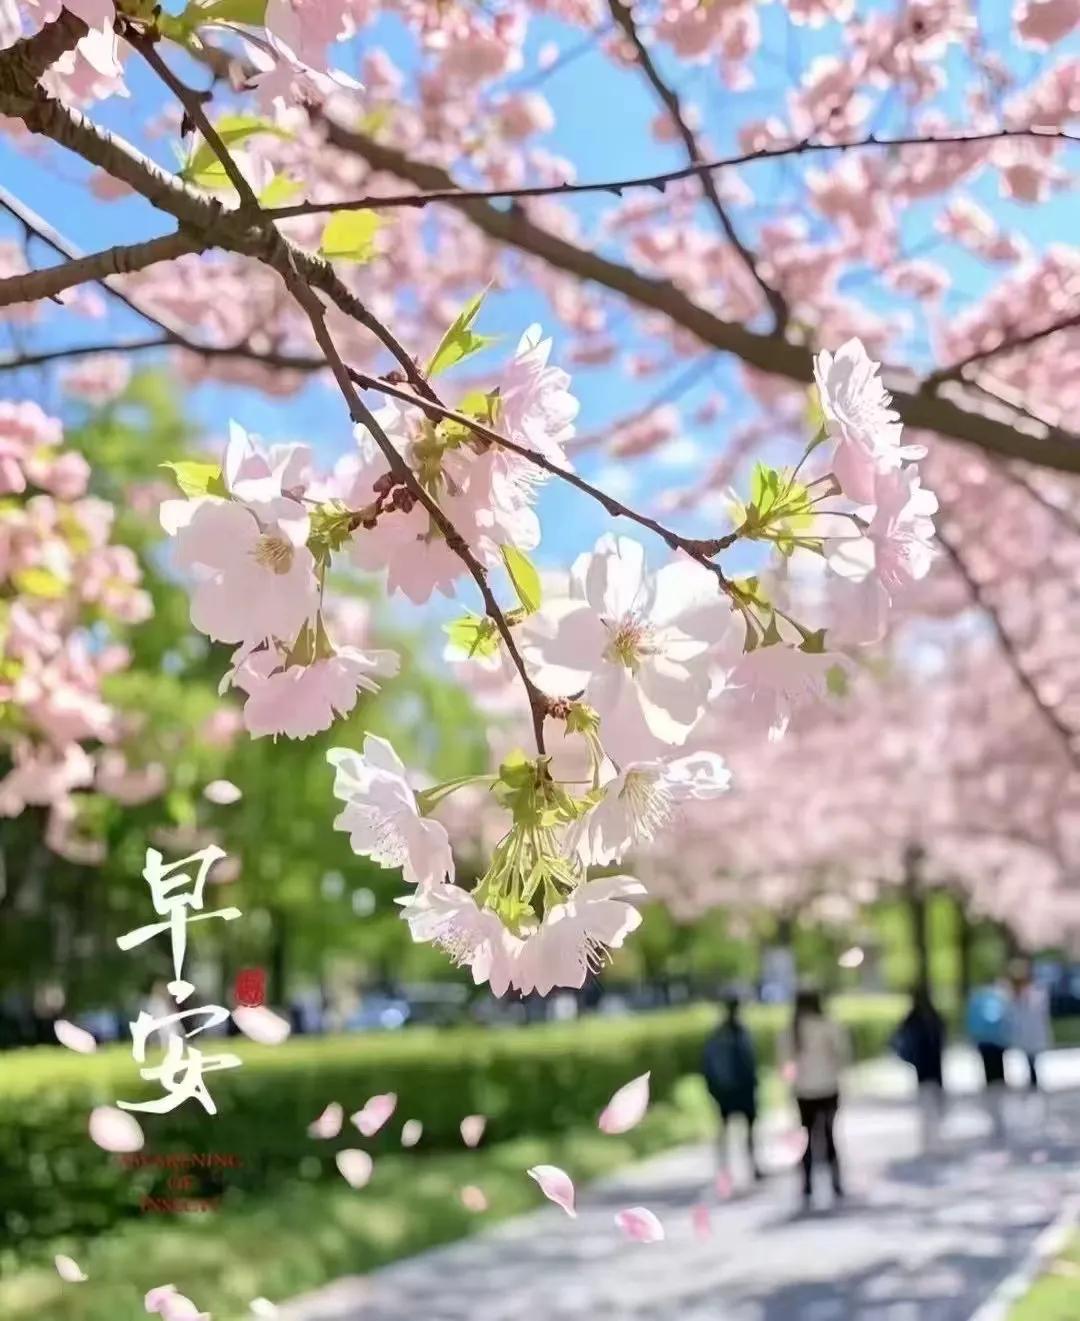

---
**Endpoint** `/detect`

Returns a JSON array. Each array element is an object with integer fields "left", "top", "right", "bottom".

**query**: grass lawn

[
  {"left": 1008, "top": 1232, "right": 1080, "bottom": 1321},
  {"left": 0, "top": 1074, "right": 746, "bottom": 1321}
]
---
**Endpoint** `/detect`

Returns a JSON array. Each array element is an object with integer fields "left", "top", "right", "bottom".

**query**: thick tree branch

[
  {"left": 606, "top": 0, "right": 786, "bottom": 328},
  {"left": 313, "top": 126, "right": 1080, "bottom": 477},
  {"left": 0, "top": 9, "right": 87, "bottom": 84},
  {"left": 0, "top": 232, "right": 197, "bottom": 308}
]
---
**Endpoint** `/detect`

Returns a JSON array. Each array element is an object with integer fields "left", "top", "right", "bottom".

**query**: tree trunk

[{"left": 904, "top": 844, "right": 931, "bottom": 998}]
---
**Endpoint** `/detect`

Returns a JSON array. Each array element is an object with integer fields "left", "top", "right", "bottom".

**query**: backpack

[{"left": 702, "top": 1026, "right": 754, "bottom": 1099}]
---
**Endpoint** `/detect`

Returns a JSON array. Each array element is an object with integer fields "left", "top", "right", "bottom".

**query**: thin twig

[
  {"left": 923, "top": 310, "right": 1080, "bottom": 388},
  {"left": 935, "top": 521, "right": 1078, "bottom": 764},
  {"left": 262, "top": 127, "right": 1079, "bottom": 220},
  {"left": 605, "top": 0, "right": 787, "bottom": 328}
]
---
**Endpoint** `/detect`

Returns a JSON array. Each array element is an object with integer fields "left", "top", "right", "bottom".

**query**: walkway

[{"left": 281, "top": 1049, "right": 1080, "bottom": 1321}]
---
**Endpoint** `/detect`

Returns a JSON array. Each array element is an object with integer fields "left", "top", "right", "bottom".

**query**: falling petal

[
  {"left": 598, "top": 1071, "right": 651, "bottom": 1134},
  {"left": 838, "top": 946, "right": 864, "bottom": 969},
  {"left": 351, "top": 1092, "right": 397, "bottom": 1137},
  {"left": 233, "top": 1005, "right": 290, "bottom": 1045},
  {"left": 459, "top": 1114, "right": 486, "bottom": 1148},
  {"left": 54, "top": 1019, "right": 97, "bottom": 1054},
  {"left": 89, "top": 1106, "right": 144, "bottom": 1153},
  {"left": 400, "top": 1119, "right": 423, "bottom": 1147},
  {"left": 527, "top": 1164, "right": 576, "bottom": 1217},
  {"left": 249, "top": 1300, "right": 278, "bottom": 1318},
  {"left": 691, "top": 1204, "right": 712, "bottom": 1239},
  {"left": 54, "top": 1254, "right": 87, "bottom": 1283},
  {"left": 460, "top": 1184, "right": 488, "bottom": 1212},
  {"left": 336, "top": 1148, "right": 374, "bottom": 1189},
  {"left": 715, "top": 1169, "right": 733, "bottom": 1199},
  {"left": 204, "top": 778, "right": 243, "bottom": 805},
  {"left": 615, "top": 1206, "right": 665, "bottom": 1243},
  {"left": 307, "top": 1102, "right": 343, "bottom": 1139},
  {"left": 145, "top": 1284, "right": 178, "bottom": 1313}
]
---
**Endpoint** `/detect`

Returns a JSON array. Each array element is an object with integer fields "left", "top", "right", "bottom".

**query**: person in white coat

[
  {"left": 779, "top": 989, "right": 851, "bottom": 1209},
  {"left": 1009, "top": 960, "right": 1052, "bottom": 1090}
]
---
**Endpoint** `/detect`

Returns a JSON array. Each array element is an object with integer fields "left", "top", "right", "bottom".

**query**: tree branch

[
  {"left": 261, "top": 127, "right": 1079, "bottom": 220},
  {"left": 0, "top": 9, "right": 87, "bottom": 84},
  {"left": 312, "top": 125, "right": 1080, "bottom": 477},
  {"left": 923, "top": 310, "right": 1080, "bottom": 388},
  {"left": 0, "top": 232, "right": 197, "bottom": 308},
  {"left": 935, "top": 521, "right": 1079, "bottom": 765},
  {"left": 606, "top": 0, "right": 787, "bottom": 328}
]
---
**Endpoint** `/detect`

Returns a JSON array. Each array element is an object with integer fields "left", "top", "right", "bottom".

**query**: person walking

[
  {"left": 1009, "top": 960, "right": 1052, "bottom": 1092},
  {"left": 893, "top": 988, "right": 947, "bottom": 1152},
  {"left": 702, "top": 995, "right": 762, "bottom": 1184},
  {"left": 779, "top": 989, "right": 850, "bottom": 1210},
  {"left": 966, "top": 979, "right": 1013, "bottom": 1139}
]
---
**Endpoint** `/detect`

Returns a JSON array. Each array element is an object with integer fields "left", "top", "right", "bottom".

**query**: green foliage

[
  {"left": 443, "top": 612, "right": 501, "bottom": 660},
  {"left": 319, "top": 210, "right": 383, "bottom": 263},
  {"left": 181, "top": 116, "right": 291, "bottom": 192},
  {"left": 427, "top": 289, "right": 498, "bottom": 377},
  {"left": 160, "top": 460, "right": 225, "bottom": 498},
  {"left": 175, "top": 0, "right": 268, "bottom": 32},
  {"left": 501, "top": 545, "right": 541, "bottom": 614},
  {"left": 0, "top": 999, "right": 902, "bottom": 1248}
]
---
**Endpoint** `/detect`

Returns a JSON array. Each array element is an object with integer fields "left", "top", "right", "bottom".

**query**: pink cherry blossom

[
  {"left": 335, "top": 1148, "right": 374, "bottom": 1189},
  {"left": 397, "top": 883, "right": 520, "bottom": 994},
  {"left": 460, "top": 1184, "right": 489, "bottom": 1212},
  {"left": 351, "top": 1092, "right": 397, "bottom": 1137},
  {"left": 522, "top": 535, "right": 734, "bottom": 765},
  {"left": 813, "top": 340, "right": 926, "bottom": 504},
  {"left": 400, "top": 1119, "right": 423, "bottom": 1147},
  {"left": 527, "top": 1164, "right": 576, "bottom": 1217},
  {"left": 54, "top": 1019, "right": 97, "bottom": 1053},
  {"left": 232, "top": 1005, "right": 291, "bottom": 1044},
  {"left": 172, "top": 497, "right": 318, "bottom": 647},
  {"left": 54, "top": 1253, "right": 88, "bottom": 1283},
  {"left": 307, "top": 1102, "right": 344, "bottom": 1139},
  {"left": 89, "top": 1106, "right": 144, "bottom": 1153},
  {"left": 614, "top": 1205, "right": 665, "bottom": 1242},
  {"left": 328, "top": 736, "right": 454, "bottom": 885},
  {"left": 598, "top": 1071, "right": 651, "bottom": 1134},
  {"left": 235, "top": 646, "right": 398, "bottom": 740},
  {"left": 460, "top": 1114, "right": 487, "bottom": 1147}
]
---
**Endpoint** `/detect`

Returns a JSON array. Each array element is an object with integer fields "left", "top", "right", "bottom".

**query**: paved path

[{"left": 281, "top": 1049, "right": 1080, "bottom": 1321}]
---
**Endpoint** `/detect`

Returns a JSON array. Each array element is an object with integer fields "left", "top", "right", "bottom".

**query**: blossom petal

[
  {"left": 400, "top": 1119, "right": 423, "bottom": 1147},
  {"left": 614, "top": 1205, "right": 665, "bottom": 1242},
  {"left": 89, "top": 1106, "right": 144, "bottom": 1153},
  {"left": 203, "top": 778, "right": 243, "bottom": 805},
  {"left": 460, "top": 1114, "right": 487, "bottom": 1147},
  {"left": 54, "top": 1254, "right": 88, "bottom": 1283},
  {"left": 460, "top": 1184, "right": 488, "bottom": 1212},
  {"left": 527, "top": 1164, "right": 576, "bottom": 1217},
  {"left": 249, "top": 1299, "right": 279, "bottom": 1317},
  {"left": 307, "top": 1102, "right": 343, "bottom": 1139},
  {"left": 233, "top": 1005, "right": 291, "bottom": 1045},
  {"left": 351, "top": 1092, "right": 397, "bottom": 1137},
  {"left": 335, "top": 1148, "right": 374, "bottom": 1189},
  {"left": 691, "top": 1203, "right": 712, "bottom": 1239},
  {"left": 598, "top": 1071, "right": 650, "bottom": 1134},
  {"left": 55, "top": 1019, "right": 97, "bottom": 1053}
]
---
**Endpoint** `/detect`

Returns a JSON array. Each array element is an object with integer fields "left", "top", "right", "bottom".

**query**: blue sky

[{"left": 1, "top": 2, "right": 1076, "bottom": 596}]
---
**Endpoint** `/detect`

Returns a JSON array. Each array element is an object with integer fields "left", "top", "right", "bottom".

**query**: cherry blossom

[
  {"left": 527, "top": 1164, "right": 576, "bottom": 1217},
  {"left": 522, "top": 536, "right": 734, "bottom": 765},
  {"left": 328, "top": 736, "right": 455, "bottom": 885},
  {"left": 598, "top": 1071, "right": 651, "bottom": 1134}
]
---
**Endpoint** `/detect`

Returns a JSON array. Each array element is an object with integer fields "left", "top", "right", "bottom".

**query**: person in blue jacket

[{"left": 966, "top": 980, "right": 1013, "bottom": 1139}]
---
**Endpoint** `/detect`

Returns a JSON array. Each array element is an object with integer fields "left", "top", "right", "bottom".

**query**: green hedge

[{"left": 0, "top": 996, "right": 903, "bottom": 1246}]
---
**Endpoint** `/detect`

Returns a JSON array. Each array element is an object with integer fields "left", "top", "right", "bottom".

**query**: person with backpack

[
  {"left": 779, "top": 988, "right": 851, "bottom": 1210},
  {"left": 892, "top": 988, "right": 947, "bottom": 1151},
  {"left": 701, "top": 995, "right": 762, "bottom": 1184}
]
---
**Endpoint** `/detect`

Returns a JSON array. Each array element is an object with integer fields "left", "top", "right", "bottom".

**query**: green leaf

[
  {"left": 319, "top": 210, "right": 383, "bottom": 263},
  {"left": 160, "top": 460, "right": 227, "bottom": 499},
  {"left": 427, "top": 289, "right": 499, "bottom": 378},
  {"left": 180, "top": 0, "right": 268, "bottom": 29},
  {"left": 500, "top": 546, "right": 541, "bottom": 615},
  {"left": 12, "top": 566, "right": 65, "bottom": 599},
  {"left": 181, "top": 115, "right": 291, "bottom": 191},
  {"left": 443, "top": 614, "right": 501, "bottom": 660},
  {"left": 826, "top": 663, "right": 849, "bottom": 698},
  {"left": 258, "top": 173, "right": 302, "bottom": 207}
]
